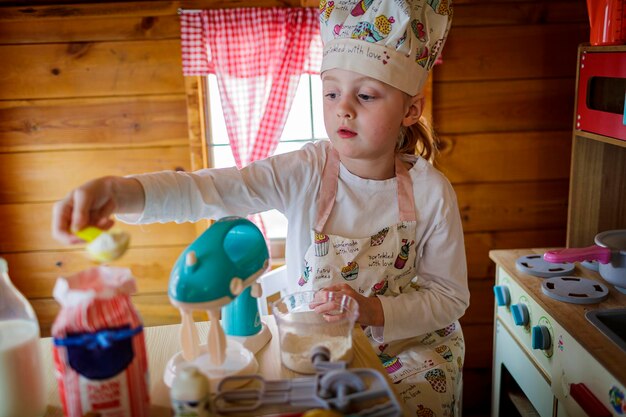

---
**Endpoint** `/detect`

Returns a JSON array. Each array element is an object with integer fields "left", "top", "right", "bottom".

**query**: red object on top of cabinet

[
  {"left": 587, "top": 0, "right": 626, "bottom": 45},
  {"left": 576, "top": 51, "right": 626, "bottom": 141}
]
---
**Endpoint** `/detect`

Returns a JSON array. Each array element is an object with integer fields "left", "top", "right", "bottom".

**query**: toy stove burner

[
  {"left": 516, "top": 254, "right": 575, "bottom": 278},
  {"left": 541, "top": 276, "right": 609, "bottom": 304}
]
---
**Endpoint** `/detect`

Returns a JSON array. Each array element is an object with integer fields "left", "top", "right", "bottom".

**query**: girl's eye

[
  {"left": 325, "top": 92, "right": 337, "bottom": 99},
  {"left": 358, "top": 94, "right": 375, "bottom": 101}
]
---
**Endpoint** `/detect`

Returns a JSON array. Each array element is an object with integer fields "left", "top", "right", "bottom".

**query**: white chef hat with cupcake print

[{"left": 319, "top": 0, "right": 453, "bottom": 96}]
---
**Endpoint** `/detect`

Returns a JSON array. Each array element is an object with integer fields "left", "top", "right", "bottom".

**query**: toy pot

[{"left": 544, "top": 229, "right": 626, "bottom": 294}]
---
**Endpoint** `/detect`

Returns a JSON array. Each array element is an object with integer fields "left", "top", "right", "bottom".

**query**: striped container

[{"left": 51, "top": 266, "right": 150, "bottom": 417}]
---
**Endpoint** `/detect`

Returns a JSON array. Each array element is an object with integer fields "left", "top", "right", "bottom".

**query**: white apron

[{"left": 300, "top": 147, "right": 464, "bottom": 417}]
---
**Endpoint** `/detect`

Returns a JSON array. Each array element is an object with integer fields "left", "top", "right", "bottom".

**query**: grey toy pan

[{"left": 544, "top": 229, "right": 626, "bottom": 294}]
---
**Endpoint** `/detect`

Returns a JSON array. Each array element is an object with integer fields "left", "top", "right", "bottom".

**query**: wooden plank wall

[
  {"left": 0, "top": 1, "right": 589, "bottom": 416},
  {"left": 0, "top": 1, "right": 198, "bottom": 333},
  {"left": 435, "top": 1, "right": 589, "bottom": 414}
]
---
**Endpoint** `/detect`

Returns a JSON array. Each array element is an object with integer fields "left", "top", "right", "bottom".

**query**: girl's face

[{"left": 322, "top": 68, "right": 422, "bottom": 177}]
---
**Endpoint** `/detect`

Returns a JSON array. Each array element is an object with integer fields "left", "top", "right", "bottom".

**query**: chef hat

[{"left": 319, "top": 0, "right": 452, "bottom": 96}]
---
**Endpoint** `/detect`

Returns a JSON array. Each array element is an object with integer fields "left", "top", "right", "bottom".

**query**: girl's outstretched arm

[{"left": 51, "top": 176, "right": 145, "bottom": 245}]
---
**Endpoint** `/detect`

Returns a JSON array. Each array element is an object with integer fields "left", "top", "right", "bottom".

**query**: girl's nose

[
  {"left": 336, "top": 98, "right": 355, "bottom": 119},
  {"left": 337, "top": 111, "right": 353, "bottom": 119}
]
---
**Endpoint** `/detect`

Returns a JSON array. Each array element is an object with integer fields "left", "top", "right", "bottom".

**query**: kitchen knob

[
  {"left": 511, "top": 303, "right": 529, "bottom": 326},
  {"left": 531, "top": 325, "right": 551, "bottom": 350},
  {"left": 493, "top": 285, "right": 511, "bottom": 307}
]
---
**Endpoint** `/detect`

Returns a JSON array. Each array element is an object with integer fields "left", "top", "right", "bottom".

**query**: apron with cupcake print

[{"left": 300, "top": 147, "right": 464, "bottom": 417}]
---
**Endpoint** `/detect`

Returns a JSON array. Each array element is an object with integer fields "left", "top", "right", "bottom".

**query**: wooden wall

[
  {"left": 0, "top": 1, "right": 198, "bottom": 333},
  {"left": 0, "top": 1, "right": 589, "bottom": 416},
  {"left": 434, "top": 1, "right": 589, "bottom": 414}
]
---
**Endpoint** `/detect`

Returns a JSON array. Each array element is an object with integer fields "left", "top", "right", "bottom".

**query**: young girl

[{"left": 53, "top": 0, "right": 468, "bottom": 415}]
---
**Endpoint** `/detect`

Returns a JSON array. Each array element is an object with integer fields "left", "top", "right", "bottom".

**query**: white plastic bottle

[
  {"left": 171, "top": 366, "right": 212, "bottom": 417},
  {"left": 0, "top": 258, "right": 47, "bottom": 417}
]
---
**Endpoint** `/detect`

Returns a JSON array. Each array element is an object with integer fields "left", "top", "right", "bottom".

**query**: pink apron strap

[
  {"left": 314, "top": 146, "right": 341, "bottom": 232},
  {"left": 314, "top": 147, "right": 417, "bottom": 232},
  {"left": 395, "top": 155, "right": 417, "bottom": 222}
]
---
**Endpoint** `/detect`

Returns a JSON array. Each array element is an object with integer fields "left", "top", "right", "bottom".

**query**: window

[{"left": 206, "top": 73, "right": 328, "bottom": 242}]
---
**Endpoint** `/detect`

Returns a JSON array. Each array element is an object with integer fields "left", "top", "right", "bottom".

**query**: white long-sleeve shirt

[{"left": 124, "top": 140, "right": 469, "bottom": 340}]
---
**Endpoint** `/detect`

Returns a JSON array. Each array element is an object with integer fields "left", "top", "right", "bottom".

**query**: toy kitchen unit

[{"left": 489, "top": 248, "right": 626, "bottom": 417}]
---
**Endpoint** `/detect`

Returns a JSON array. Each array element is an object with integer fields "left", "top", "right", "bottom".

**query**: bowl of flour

[{"left": 272, "top": 291, "right": 359, "bottom": 374}]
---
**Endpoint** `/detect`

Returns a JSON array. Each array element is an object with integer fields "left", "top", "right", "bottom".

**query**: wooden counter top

[
  {"left": 40, "top": 315, "right": 395, "bottom": 416},
  {"left": 490, "top": 248, "right": 626, "bottom": 386}
]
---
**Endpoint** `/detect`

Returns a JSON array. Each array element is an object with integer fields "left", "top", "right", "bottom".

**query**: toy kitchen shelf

[{"left": 567, "top": 44, "right": 626, "bottom": 248}]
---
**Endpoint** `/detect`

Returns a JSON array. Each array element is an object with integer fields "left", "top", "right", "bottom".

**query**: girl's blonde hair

[{"left": 396, "top": 116, "right": 439, "bottom": 163}]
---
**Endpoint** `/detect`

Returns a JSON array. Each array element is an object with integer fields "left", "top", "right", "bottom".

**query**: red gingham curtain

[
  {"left": 180, "top": 7, "right": 322, "bottom": 168},
  {"left": 180, "top": 7, "right": 321, "bottom": 252}
]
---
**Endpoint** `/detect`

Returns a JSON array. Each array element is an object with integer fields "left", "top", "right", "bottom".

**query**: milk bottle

[{"left": 0, "top": 257, "right": 47, "bottom": 417}]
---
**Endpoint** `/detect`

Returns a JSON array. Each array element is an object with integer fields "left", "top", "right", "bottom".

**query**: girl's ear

[{"left": 402, "top": 94, "right": 424, "bottom": 127}]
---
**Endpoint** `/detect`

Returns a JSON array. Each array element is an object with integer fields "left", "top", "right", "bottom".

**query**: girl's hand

[
  {"left": 51, "top": 176, "right": 144, "bottom": 245},
  {"left": 314, "top": 283, "right": 384, "bottom": 327}
]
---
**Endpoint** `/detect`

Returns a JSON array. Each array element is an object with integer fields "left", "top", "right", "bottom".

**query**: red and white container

[{"left": 51, "top": 266, "right": 150, "bottom": 417}]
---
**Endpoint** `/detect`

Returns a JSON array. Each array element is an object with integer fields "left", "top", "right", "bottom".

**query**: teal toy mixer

[{"left": 163, "top": 217, "right": 271, "bottom": 390}]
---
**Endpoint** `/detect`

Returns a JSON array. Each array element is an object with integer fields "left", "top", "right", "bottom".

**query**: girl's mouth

[{"left": 337, "top": 128, "right": 356, "bottom": 138}]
